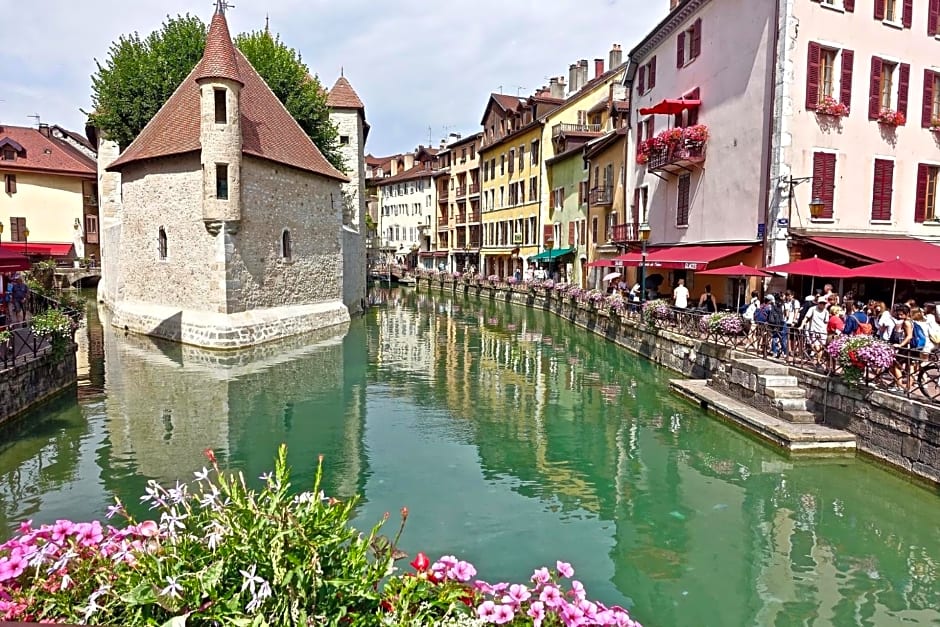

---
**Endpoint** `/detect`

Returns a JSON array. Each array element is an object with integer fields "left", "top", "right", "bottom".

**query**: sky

[{"left": 0, "top": 0, "right": 665, "bottom": 157}]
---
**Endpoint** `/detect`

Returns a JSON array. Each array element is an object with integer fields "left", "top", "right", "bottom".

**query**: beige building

[
  {"left": 442, "top": 132, "right": 483, "bottom": 272},
  {"left": 0, "top": 123, "right": 98, "bottom": 261},
  {"left": 99, "top": 5, "right": 357, "bottom": 349}
]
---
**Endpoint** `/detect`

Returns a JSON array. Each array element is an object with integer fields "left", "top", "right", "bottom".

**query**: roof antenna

[
  {"left": 516, "top": 86, "right": 527, "bottom": 96},
  {"left": 27, "top": 113, "right": 41, "bottom": 127},
  {"left": 340, "top": 66, "right": 344, "bottom": 77},
  {"left": 215, "top": 0, "right": 234, "bottom": 15}
]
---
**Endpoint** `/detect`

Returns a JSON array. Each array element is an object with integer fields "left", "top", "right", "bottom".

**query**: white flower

[
  {"left": 167, "top": 481, "right": 188, "bottom": 504},
  {"left": 239, "top": 564, "right": 264, "bottom": 596},
  {"left": 60, "top": 573, "right": 72, "bottom": 591},
  {"left": 160, "top": 576, "right": 183, "bottom": 599},
  {"left": 194, "top": 466, "right": 211, "bottom": 481}
]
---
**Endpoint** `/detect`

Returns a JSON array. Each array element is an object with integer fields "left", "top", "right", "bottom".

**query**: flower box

[
  {"left": 816, "top": 96, "right": 849, "bottom": 118},
  {"left": 877, "top": 108, "right": 905, "bottom": 127}
]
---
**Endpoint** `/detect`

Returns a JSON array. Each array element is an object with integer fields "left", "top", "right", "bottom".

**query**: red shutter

[
  {"left": 649, "top": 57, "right": 657, "bottom": 89},
  {"left": 543, "top": 224, "right": 554, "bottom": 243},
  {"left": 638, "top": 66, "right": 646, "bottom": 93},
  {"left": 924, "top": 70, "right": 936, "bottom": 128},
  {"left": 677, "top": 32, "right": 685, "bottom": 68},
  {"left": 691, "top": 19, "right": 702, "bottom": 58},
  {"left": 806, "top": 42, "right": 821, "bottom": 110},
  {"left": 637, "top": 119, "right": 644, "bottom": 143},
  {"left": 844, "top": 0, "right": 855, "bottom": 12},
  {"left": 569, "top": 222, "right": 576, "bottom": 246},
  {"left": 874, "top": 0, "right": 885, "bottom": 20},
  {"left": 902, "top": 0, "right": 913, "bottom": 28},
  {"left": 812, "top": 152, "right": 836, "bottom": 219},
  {"left": 687, "top": 87, "right": 700, "bottom": 125},
  {"left": 871, "top": 159, "right": 894, "bottom": 221},
  {"left": 869, "top": 56, "right": 883, "bottom": 119},
  {"left": 840, "top": 49, "right": 854, "bottom": 109},
  {"left": 930, "top": 0, "right": 940, "bottom": 36},
  {"left": 898, "top": 63, "right": 910, "bottom": 121},
  {"left": 915, "top": 164, "right": 929, "bottom": 223},
  {"left": 882, "top": 159, "right": 894, "bottom": 221}
]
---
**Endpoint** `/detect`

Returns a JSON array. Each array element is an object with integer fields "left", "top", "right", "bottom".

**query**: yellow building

[
  {"left": 0, "top": 124, "right": 98, "bottom": 261},
  {"left": 479, "top": 93, "right": 562, "bottom": 278}
]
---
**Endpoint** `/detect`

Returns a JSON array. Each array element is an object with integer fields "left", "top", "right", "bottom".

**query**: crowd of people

[{"left": 0, "top": 273, "right": 30, "bottom": 326}]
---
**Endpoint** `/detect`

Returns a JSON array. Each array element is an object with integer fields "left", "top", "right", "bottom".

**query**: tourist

[
  {"left": 911, "top": 308, "right": 936, "bottom": 355},
  {"left": 765, "top": 295, "right": 786, "bottom": 358},
  {"left": 673, "top": 278, "right": 689, "bottom": 309},
  {"left": 827, "top": 305, "right": 845, "bottom": 340},
  {"left": 889, "top": 304, "right": 918, "bottom": 392},
  {"left": 10, "top": 274, "right": 29, "bottom": 324},
  {"left": 874, "top": 301, "right": 895, "bottom": 341},
  {"left": 617, "top": 278, "right": 628, "bottom": 295},
  {"left": 782, "top": 290, "right": 800, "bottom": 355},
  {"left": 842, "top": 299, "right": 872, "bottom": 336},
  {"left": 823, "top": 284, "right": 838, "bottom": 304},
  {"left": 698, "top": 284, "right": 717, "bottom": 313},
  {"left": 743, "top": 290, "right": 760, "bottom": 320},
  {"left": 524, "top": 265, "right": 534, "bottom": 282},
  {"left": 801, "top": 296, "right": 831, "bottom": 364},
  {"left": 629, "top": 283, "right": 641, "bottom": 306}
]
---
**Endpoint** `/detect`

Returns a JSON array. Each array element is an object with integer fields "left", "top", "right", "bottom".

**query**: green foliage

[
  {"left": 0, "top": 329, "right": 10, "bottom": 344},
  {"left": 29, "top": 308, "right": 74, "bottom": 359},
  {"left": 26, "top": 259, "right": 58, "bottom": 294},
  {"left": 88, "top": 16, "right": 344, "bottom": 171}
]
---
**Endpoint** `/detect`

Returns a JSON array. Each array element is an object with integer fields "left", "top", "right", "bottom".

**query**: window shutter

[
  {"left": 633, "top": 188, "right": 641, "bottom": 224},
  {"left": 691, "top": 19, "right": 702, "bottom": 58},
  {"left": 844, "top": 0, "right": 855, "bottom": 12},
  {"left": 869, "top": 56, "right": 883, "bottom": 120},
  {"left": 543, "top": 224, "right": 554, "bottom": 243},
  {"left": 677, "top": 32, "right": 685, "bottom": 68},
  {"left": 4, "top": 174, "right": 15, "bottom": 194},
  {"left": 897, "top": 63, "right": 910, "bottom": 121},
  {"left": 915, "top": 164, "right": 929, "bottom": 223},
  {"left": 924, "top": 70, "right": 936, "bottom": 128},
  {"left": 871, "top": 159, "right": 894, "bottom": 221},
  {"left": 902, "top": 0, "right": 913, "bottom": 28},
  {"left": 677, "top": 175, "right": 690, "bottom": 226},
  {"left": 874, "top": 0, "right": 885, "bottom": 20},
  {"left": 569, "top": 222, "right": 576, "bottom": 246},
  {"left": 822, "top": 153, "right": 836, "bottom": 219},
  {"left": 806, "top": 42, "right": 821, "bottom": 110},
  {"left": 687, "top": 87, "right": 701, "bottom": 125},
  {"left": 649, "top": 57, "right": 657, "bottom": 89},
  {"left": 638, "top": 66, "right": 646, "bottom": 93},
  {"left": 930, "top": 0, "right": 940, "bottom": 36},
  {"left": 840, "top": 49, "right": 854, "bottom": 109}
]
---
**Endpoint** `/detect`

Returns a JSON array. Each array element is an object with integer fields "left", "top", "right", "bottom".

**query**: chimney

[
  {"left": 403, "top": 153, "right": 415, "bottom": 170},
  {"left": 609, "top": 44, "right": 623, "bottom": 69},
  {"left": 568, "top": 64, "right": 578, "bottom": 93},
  {"left": 549, "top": 77, "right": 564, "bottom": 99},
  {"left": 594, "top": 59, "right": 605, "bottom": 78},
  {"left": 578, "top": 60, "right": 589, "bottom": 89},
  {"left": 38, "top": 123, "right": 51, "bottom": 138},
  {"left": 390, "top": 159, "right": 399, "bottom": 176}
]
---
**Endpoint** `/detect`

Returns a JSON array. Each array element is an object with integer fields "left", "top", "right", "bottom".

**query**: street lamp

[
  {"left": 638, "top": 222, "right": 651, "bottom": 303},
  {"left": 22, "top": 227, "right": 29, "bottom": 257},
  {"left": 787, "top": 175, "right": 826, "bottom": 223}
]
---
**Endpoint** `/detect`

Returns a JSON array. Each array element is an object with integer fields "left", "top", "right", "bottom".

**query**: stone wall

[
  {"left": 342, "top": 226, "right": 365, "bottom": 315},
  {"left": 331, "top": 109, "right": 365, "bottom": 229},
  {"left": 419, "top": 278, "right": 940, "bottom": 485},
  {"left": 0, "top": 348, "right": 77, "bottom": 428}
]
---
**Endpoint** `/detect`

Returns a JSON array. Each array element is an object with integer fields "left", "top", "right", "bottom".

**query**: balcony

[
  {"left": 439, "top": 191, "right": 450, "bottom": 203},
  {"left": 468, "top": 210, "right": 482, "bottom": 223},
  {"left": 469, "top": 183, "right": 480, "bottom": 196},
  {"left": 438, "top": 216, "right": 449, "bottom": 226},
  {"left": 611, "top": 223, "right": 639, "bottom": 243},
  {"left": 552, "top": 122, "right": 603, "bottom": 137},
  {"left": 589, "top": 186, "right": 613, "bottom": 206},
  {"left": 648, "top": 143, "right": 707, "bottom": 172},
  {"left": 456, "top": 186, "right": 468, "bottom": 198},
  {"left": 456, "top": 212, "right": 467, "bottom": 224}
]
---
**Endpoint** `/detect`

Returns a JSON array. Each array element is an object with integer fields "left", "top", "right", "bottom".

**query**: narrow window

[
  {"left": 216, "top": 164, "right": 229, "bottom": 200},
  {"left": 281, "top": 229, "right": 292, "bottom": 260},
  {"left": 677, "top": 174, "right": 691, "bottom": 226},
  {"left": 926, "top": 167, "right": 939, "bottom": 221},
  {"left": 4, "top": 174, "right": 15, "bottom": 194},
  {"left": 884, "top": 0, "right": 897, "bottom": 22},
  {"left": 819, "top": 49, "right": 836, "bottom": 101},
  {"left": 10, "top": 217, "right": 25, "bottom": 242},
  {"left": 880, "top": 61, "right": 896, "bottom": 110},
  {"left": 158, "top": 227, "right": 168, "bottom": 260},
  {"left": 214, "top": 89, "right": 227, "bottom": 124}
]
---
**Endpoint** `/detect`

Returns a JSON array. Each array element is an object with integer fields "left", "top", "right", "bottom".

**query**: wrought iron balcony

[
  {"left": 648, "top": 142, "right": 707, "bottom": 172},
  {"left": 439, "top": 191, "right": 450, "bottom": 203},
  {"left": 456, "top": 186, "right": 468, "bottom": 198},
  {"left": 469, "top": 183, "right": 480, "bottom": 196},
  {"left": 552, "top": 122, "right": 603, "bottom": 137},
  {"left": 611, "top": 223, "right": 639, "bottom": 243},
  {"left": 468, "top": 211, "right": 482, "bottom": 223},
  {"left": 456, "top": 212, "right": 467, "bottom": 224},
  {"left": 589, "top": 186, "right": 614, "bottom": 206}
]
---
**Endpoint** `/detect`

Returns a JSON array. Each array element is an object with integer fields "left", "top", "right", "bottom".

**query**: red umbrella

[
  {"left": 0, "top": 248, "right": 30, "bottom": 273},
  {"left": 762, "top": 255, "right": 854, "bottom": 278},
  {"left": 695, "top": 263, "right": 771, "bottom": 277},
  {"left": 847, "top": 257, "right": 940, "bottom": 304},
  {"left": 638, "top": 98, "right": 702, "bottom": 116}
]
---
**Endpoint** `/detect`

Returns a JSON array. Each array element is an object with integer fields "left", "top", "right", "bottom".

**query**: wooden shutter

[
  {"left": 812, "top": 152, "right": 836, "bottom": 219},
  {"left": 569, "top": 222, "right": 576, "bottom": 246},
  {"left": 677, "top": 175, "right": 690, "bottom": 226},
  {"left": 840, "top": 49, "right": 854, "bottom": 108},
  {"left": 543, "top": 224, "right": 554, "bottom": 244},
  {"left": 677, "top": 32, "right": 685, "bottom": 68},
  {"left": 844, "top": 0, "right": 855, "bottom": 12},
  {"left": 638, "top": 66, "right": 646, "bottom": 93},
  {"left": 924, "top": 70, "right": 936, "bottom": 128},
  {"left": 902, "top": 0, "right": 913, "bottom": 28},
  {"left": 649, "top": 57, "right": 657, "bottom": 89},
  {"left": 930, "top": 0, "right": 940, "bottom": 36},
  {"left": 915, "top": 164, "right": 929, "bottom": 223},
  {"left": 4, "top": 174, "right": 15, "bottom": 194},
  {"left": 633, "top": 188, "right": 641, "bottom": 225},
  {"left": 687, "top": 87, "right": 700, "bottom": 125},
  {"left": 691, "top": 19, "right": 702, "bottom": 58},
  {"left": 869, "top": 56, "right": 883, "bottom": 120},
  {"left": 871, "top": 159, "right": 894, "bottom": 221},
  {"left": 806, "top": 42, "right": 821, "bottom": 110},
  {"left": 898, "top": 63, "right": 910, "bottom": 120},
  {"left": 874, "top": 0, "right": 885, "bottom": 20}
]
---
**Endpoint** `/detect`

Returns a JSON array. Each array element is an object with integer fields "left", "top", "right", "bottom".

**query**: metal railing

[
  {"left": 456, "top": 186, "right": 468, "bottom": 197},
  {"left": 589, "top": 186, "right": 613, "bottom": 206},
  {"left": 469, "top": 183, "right": 480, "bottom": 195},
  {"left": 611, "top": 223, "right": 638, "bottom": 242},
  {"left": 648, "top": 142, "right": 706, "bottom": 170},
  {"left": 552, "top": 122, "right": 603, "bottom": 136},
  {"left": 1, "top": 293, "right": 83, "bottom": 369}
]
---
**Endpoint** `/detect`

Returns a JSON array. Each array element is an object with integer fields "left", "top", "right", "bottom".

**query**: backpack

[
  {"left": 854, "top": 320, "right": 873, "bottom": 336},
  {"left": 754, "top": 305, "right": 769, "bottom": 324},
  {"left": 767, "top": 304, "right": 784, "bottom": 326},
  {"left": 912, "top": 321, "right": 928, "bottom": 350}
]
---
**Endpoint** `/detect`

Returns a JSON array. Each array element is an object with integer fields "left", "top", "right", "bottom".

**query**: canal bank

[{"left": 416, "top": 277, "right": 940, "bottom": 486}]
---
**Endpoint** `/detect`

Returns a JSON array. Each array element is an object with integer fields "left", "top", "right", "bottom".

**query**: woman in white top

[{"left": 874, "top": 301, "right": 896, "bottom": 341}]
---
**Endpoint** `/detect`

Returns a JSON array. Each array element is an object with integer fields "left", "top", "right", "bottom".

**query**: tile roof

[
  {"left": 492, "top": 93, "right": 525, "bottom": 112},
  {"left": 108, "top": 10, "right": 346, "bottom": 182},
  {"left": 327, "top": 76, "right": 365, "bottom": 110},
  {"left": 0, "top": 125, "right": 96, "bottom": 177},
  {"left": 376, "top": 164, "right": 443, "bottom": 185},
  {"left": 194, "top": 9, "right": 242, "bottom": 85}
]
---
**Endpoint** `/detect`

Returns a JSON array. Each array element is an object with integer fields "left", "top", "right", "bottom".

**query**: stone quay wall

[
  {"left": 417, "top": 277, "right": 940, "bottom": 485},
  {"left": 0, "top": 347, "right": 77, "bottom": 428}
]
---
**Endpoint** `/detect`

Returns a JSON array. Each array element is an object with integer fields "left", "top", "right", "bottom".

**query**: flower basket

[
  {"left": 877, "top": 108, "right": 905, "bottom": 127},
  {"left": 826, "top": 335, "right": 896, "bottom": 386},
  {"left": 606, "top": 294, "right": 627, "bottom": 316},
  {"left": 699, "top": 312, "right": 746, "bottom": 337},
  {"left": 816, "top": 96, "right": 849, "bottom": 118},
  {"left": 682, "top": 124, "right": 709, "bottom": 145},
  {"left": 642, "top": 299, "right": 674, "bottom": 326}
]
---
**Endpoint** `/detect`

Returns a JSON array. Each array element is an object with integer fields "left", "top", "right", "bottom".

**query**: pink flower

[
  {"left": 540, "top": 584, "right": 563, "bottom": 607},
  {"left": 531, "top": 567, "right": 551, "bottom": 586},
  {"left": 17, "top": 520, "right": 32, "bottom": 535},
  {"left": 135, "top": 520, "right": 160, "bottom": 538},
  {"left": 560, "top": 601, "right": 586, "bottom": 626},
  {"left": 477, "top": 600, "right": 498, "bottom": 621},
  {"left": 451, "top": 560, "right": 477, "bottom": 582},
  {"left": 474, "top": 580, "right": 496, "bottom": 595},
  {"left": 556, "top": 560, "right": 575, "bottom": 578},
  {"left": 493, "top": 604, "right": 515, "bottom": 624},
  {"left": 528, "top": 601, "right": 546, "bottom": 627},
  {"left": 570, "top": 579, "right": 586, "bottom": 600},
  {"left": 75, "top": 521, "right": 104, "bottom": 546},
  {"left": 504, "top": 583, "right": 531, "bottom": 605},
  {"left": 0, "top": 551, "right": 27, "bottom": 582},
  {"left": 51, "top": 520, "right": 74, "bottom": 544}
]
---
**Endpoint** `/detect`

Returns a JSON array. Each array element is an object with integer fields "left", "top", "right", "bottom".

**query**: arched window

[
  {"left": 158, "top": 227, "right": 167, "bottom": 260},
  {"left": 281, "top": 229, "right": 292, "bottom": 260}
]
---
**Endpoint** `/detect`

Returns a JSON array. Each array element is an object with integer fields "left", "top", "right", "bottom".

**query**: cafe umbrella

[
  {"left": 695, "top": 263, "right": 772, "bottom": 310},
  {"left": 845, "top": 257, "right": 940, "bottom": 306},
  {"left": 762, "top": 255, "right": 854, "bottom": 295}
]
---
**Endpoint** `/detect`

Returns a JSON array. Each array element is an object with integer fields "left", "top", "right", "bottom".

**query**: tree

[{"left": 88, "top": 16, "right": 344, "bottom": 171}]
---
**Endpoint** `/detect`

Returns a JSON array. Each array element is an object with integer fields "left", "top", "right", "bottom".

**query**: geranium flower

[
  {"left": 556, "top": 560, "right": 575, "bottom": 578},
  {"left": 409, "top": 551, "right": 430, "bottom": 572},
  {"left": 531, "top": 567, "right": 551, "bottom": 586},
  {"left": 477, "top": 600, "right": 498, "bottom": 621}
]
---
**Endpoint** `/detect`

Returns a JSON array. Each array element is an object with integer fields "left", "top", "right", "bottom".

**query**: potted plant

[
  {"left": 816, "top": 96, "right": 849, "bottom": 118},
  {"left": 699, "top": 311, "right": 746, "bottom": 337},
  {"left": 877, "top": 108, "right": 906, "bottom": 127},
  {"left": 826, "top": 335, "right": 896, "bottom": 386}
]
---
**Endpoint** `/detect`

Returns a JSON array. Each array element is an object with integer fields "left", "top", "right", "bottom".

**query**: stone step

[
  {"left": 772, "top": 397, "right": 809, "bottom": 412},
  {"left": 758, "top": 374, "right": 800, "bottom": 388},
  {"left": 733, "top": 358, "right": 790, "bottom": 376},
  {"left": 764, "top": 386, "right": 807, "bottom": 400},
  {"left": 781, "top": 410, "right": 817, "bottom": 424}
]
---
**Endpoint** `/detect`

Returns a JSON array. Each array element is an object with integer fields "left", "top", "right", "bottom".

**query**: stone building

[{"left": 99, "top": 5, "right": 366, "bottom": 349}]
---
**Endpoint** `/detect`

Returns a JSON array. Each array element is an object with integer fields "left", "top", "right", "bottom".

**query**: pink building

[{"left": 625, "top": 0, "right": 940, "bottom": 293}]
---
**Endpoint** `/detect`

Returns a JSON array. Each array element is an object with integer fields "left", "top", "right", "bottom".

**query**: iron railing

[
  {"left": 1, "top": 293, "right": 82, "bottom": 369},
  {"left": 611, "top": 223, "right": 639, "bottom": 242},
  {"left": 589, "top": 186, "right": 613, "bottom": 206}
]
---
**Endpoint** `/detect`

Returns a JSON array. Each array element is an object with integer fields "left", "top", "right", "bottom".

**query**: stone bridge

[{"left": 54, "top": 267, "right": 101, "bottom": 288}]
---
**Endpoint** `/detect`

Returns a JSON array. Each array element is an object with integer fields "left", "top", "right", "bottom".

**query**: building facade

[
  {"left": 100, "top": 6, "right": 353, "bottom": 349},
  {"left": 444, "top": 133, "right": 483, "bottom": 273}
]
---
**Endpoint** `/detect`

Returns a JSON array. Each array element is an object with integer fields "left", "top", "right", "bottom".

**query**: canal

[{"left": 1, "top": 288, "right": 939, "bottom": 626}]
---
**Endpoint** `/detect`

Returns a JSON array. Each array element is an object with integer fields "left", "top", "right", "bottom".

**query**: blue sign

[
  {"left": 757, "top": 223, "right": 766, "bottom": 239},
  {"left": 777, "top": 218, "right": 789, "bottom": 227}
]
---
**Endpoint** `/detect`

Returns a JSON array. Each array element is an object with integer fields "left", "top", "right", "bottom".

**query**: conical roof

[
  {"left": 194, "top": 8, "right": 242, "bottom": 85},
  {"left": 327, "top": 76, "right": 365, "bottom": 110}
]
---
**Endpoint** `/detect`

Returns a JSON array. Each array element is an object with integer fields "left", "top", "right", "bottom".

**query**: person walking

[
  {"left": 801, "top": 296, "right": 831, "bottom": 366},
  {"left": 10, "top": 275, "right": 29, "bottom": 324},
  {"left": 698, "top": 284, "right": 717, "bottom": 313},
  {"left": 673, "top": 278, "right": 689, "bottom": 310}
]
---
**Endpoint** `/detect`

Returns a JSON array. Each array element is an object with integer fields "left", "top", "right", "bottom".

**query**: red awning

[
  {"left": 0, "top": 248, "right": 30, "bottom": 272},
  {"left": 613, "top": 244, "right": 752, "bottom": 271},
  {"left": 804, "top": 236, "right": 940, "bottom": 267},
  {"left": 638, "top": 98, "right": 702, "bottom": 116},
  {"left": 0, "top": 242, "right": 75, "bottom": 257},
  {"left": 586, "top": 259, "right": 616, "bottom": 268}
]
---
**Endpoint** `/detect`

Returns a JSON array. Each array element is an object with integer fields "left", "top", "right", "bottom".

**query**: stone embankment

[{"left": 417, "top": 277, "right": 940, "bottom": 486}]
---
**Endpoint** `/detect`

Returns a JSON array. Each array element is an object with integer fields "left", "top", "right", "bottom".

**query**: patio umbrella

[
  {"left": 762, "top": 255, "right": 854, "bottom": 295},
  {"left": 695, "top": 263, "right": 771, "bottom": 310},
  {"left": 846, "top": 257, "right": 940, "bottom": 305},
  {"left": 602, "top": 271, "right": 622, "bottom": 282}
]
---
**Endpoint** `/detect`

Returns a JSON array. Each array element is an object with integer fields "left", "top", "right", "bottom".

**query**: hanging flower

[
  {"left": 816, "top": 96, "right": 849, "bottom": 117},
  {"left": 877, "top": 108, "right": 906, "bottom": 126},
  {"left": 682, "top": 124, "right": 710, "bottom": 145}
]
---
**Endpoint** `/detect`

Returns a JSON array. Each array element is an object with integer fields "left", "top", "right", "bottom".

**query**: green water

[{"left": 1, "top": 289, "right": 939, "bottom": 626}]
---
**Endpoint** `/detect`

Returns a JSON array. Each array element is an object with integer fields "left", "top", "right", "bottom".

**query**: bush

[{"left": 699, "top": 312, "right": 745, "bottom": 336}]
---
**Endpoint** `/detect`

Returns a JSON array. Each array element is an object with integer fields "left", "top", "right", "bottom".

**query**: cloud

[{"left": 0, "top": 0, "right": 664, "bottom": 155}]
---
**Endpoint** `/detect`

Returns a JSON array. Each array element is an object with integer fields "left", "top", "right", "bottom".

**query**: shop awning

[
  {"left": 638, "top": 98, "right": 702, "bottom": 116},
  {"left": 613, "top": 244, "right": 752, "bottom": 271},
  {"left": 586, "top": 259, "right": 617, "bottom": 268},
  {"left": 530, "top": 247, "right": 576, "bottom": 262},
  {"left": 0, "top": 249, "right": 30, "bottom": 272},
  {"left": 803, "top": 235, "right": 940, "bottom": 266},
  {"left": 0, "top": 242, "right": 75, "bottom": 257}
]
